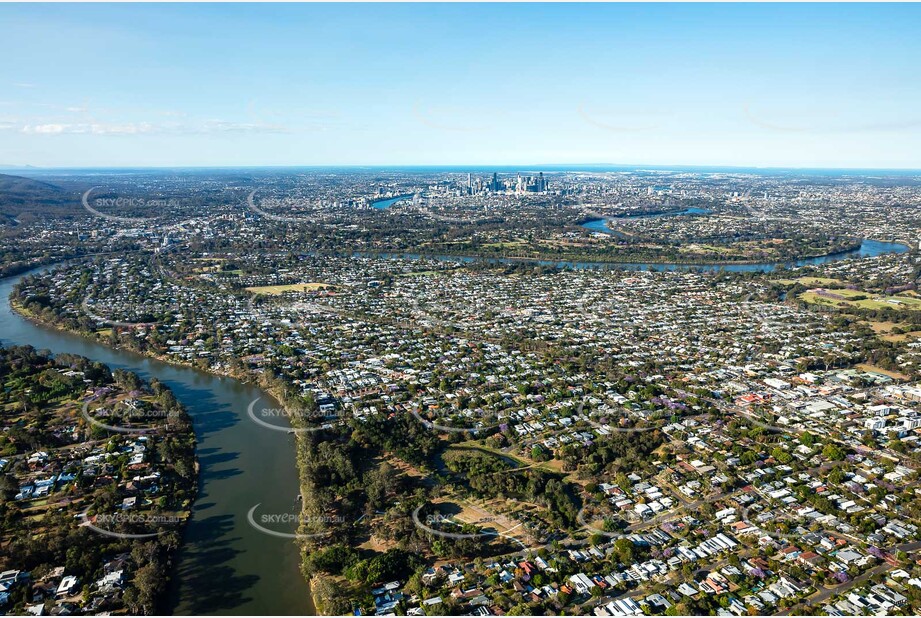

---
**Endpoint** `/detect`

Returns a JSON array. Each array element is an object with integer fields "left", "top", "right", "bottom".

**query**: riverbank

[
  {"left": 3, "top": 269, "right": 316, "bottom": 615},
  {"left": 11, "top": 295, "right": 327, "bottom": 614},
  {"left": 12, "top": 296, "right": 247, "bottom": 380}
]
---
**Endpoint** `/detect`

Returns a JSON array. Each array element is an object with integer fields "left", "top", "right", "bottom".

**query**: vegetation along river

[{"left": 0, "top": 267, "right": 314, "bottom": 616}]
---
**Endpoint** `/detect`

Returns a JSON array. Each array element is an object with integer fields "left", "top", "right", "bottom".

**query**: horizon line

[{"left": 5, "top": 162, "right": 921, "bottom": 173}]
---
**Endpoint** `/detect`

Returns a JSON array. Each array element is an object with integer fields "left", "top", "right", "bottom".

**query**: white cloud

[
  {"left": 201, "top": 120, "right": 289, "bottom": 134},
  {"left": 10, "top": 120, "right": 290, "bottom": 136},
  {"left": 24, "top": 124, "right": 68, "bottom": 134},
  {"left": 20, "top": 123, "right": 139, "bottom": 134}
]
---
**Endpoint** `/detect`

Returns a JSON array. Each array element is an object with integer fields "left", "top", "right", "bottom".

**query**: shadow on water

[
  {"left": 197, "top": 452, "right": 243, "bottom": 484},
  {"left": 167, "top": 514, "right": 258, "bottom": 613},
  {"left": 162, "top": 383, "right": 241, "bottom": 438}
]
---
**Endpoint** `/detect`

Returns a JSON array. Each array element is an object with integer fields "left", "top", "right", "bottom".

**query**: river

[
  {"left": 581, "top": 207, "right": 711, "bottom": 231},
  {"left": 577, "top": 210, "right": 910, "bottom": 271},
  {"left": 0, "top": 268, "right": 314, "bottom": 616},
  {"left": 371, "top": 194, "right": 414, "bottom": 209},
  {"left": 369, "top": 199, "right": 907, "bottom": 271},
  {"left": 351, "top": 237, "right": 909, "bottom": 273}
]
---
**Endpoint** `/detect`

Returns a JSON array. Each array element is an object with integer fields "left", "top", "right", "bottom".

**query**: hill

[{"left": 0, "top": 173, "right": 81, "bottom": 222}]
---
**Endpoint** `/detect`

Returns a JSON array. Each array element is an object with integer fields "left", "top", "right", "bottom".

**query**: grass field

[
  {"left": 775, "top": 276, "right": 848, "bottom": 286},
  {"left": 245, "top": 282, "right": 331, "bottom": 295},
  {"left": 482, "top": 240, "right": 529, "bottom": 249},
  {"left": 800, "top": 288, "right": 921, "bottom": 311},
  {"left": 449, "top": 442, "right": 527, "bottom": 468},
  {"left": 451, "top": 440, "right": 572, "bottom": 479},
  {"left": 681, "top": 244, "right": 735, "bottom": 255},
  {"left": 429, "top": 497, "right": 532, "bottom": 547},
  {"left": 855, "top": 363, "right": 910, "bottom": 381},
  {"left": 862, "top": 320, "right": 921, "bottom": 343},
  {"left": 396, "top": 270, "right": 440, "bottom": 277}
]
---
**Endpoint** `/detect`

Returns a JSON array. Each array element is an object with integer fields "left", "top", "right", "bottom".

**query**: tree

[
  {"left": 312, "top": 576, "right": 354, "bottom": 615},
  {"left": 307, "top": 544, "right": 359, "bottom": 575},
  {"left": 613, "top": 538, "right": 634, "bottom": 564},
  {"left": 131, "top": 562, "right": 163, "bottom": 615},
  {"left": 771, "top": 447, "right": 792, "bottom": 464}
]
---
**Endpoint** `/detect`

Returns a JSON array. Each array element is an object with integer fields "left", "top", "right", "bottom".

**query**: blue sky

[{"left": 1, "top": 3, "right": 920, "bottom": 168}]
